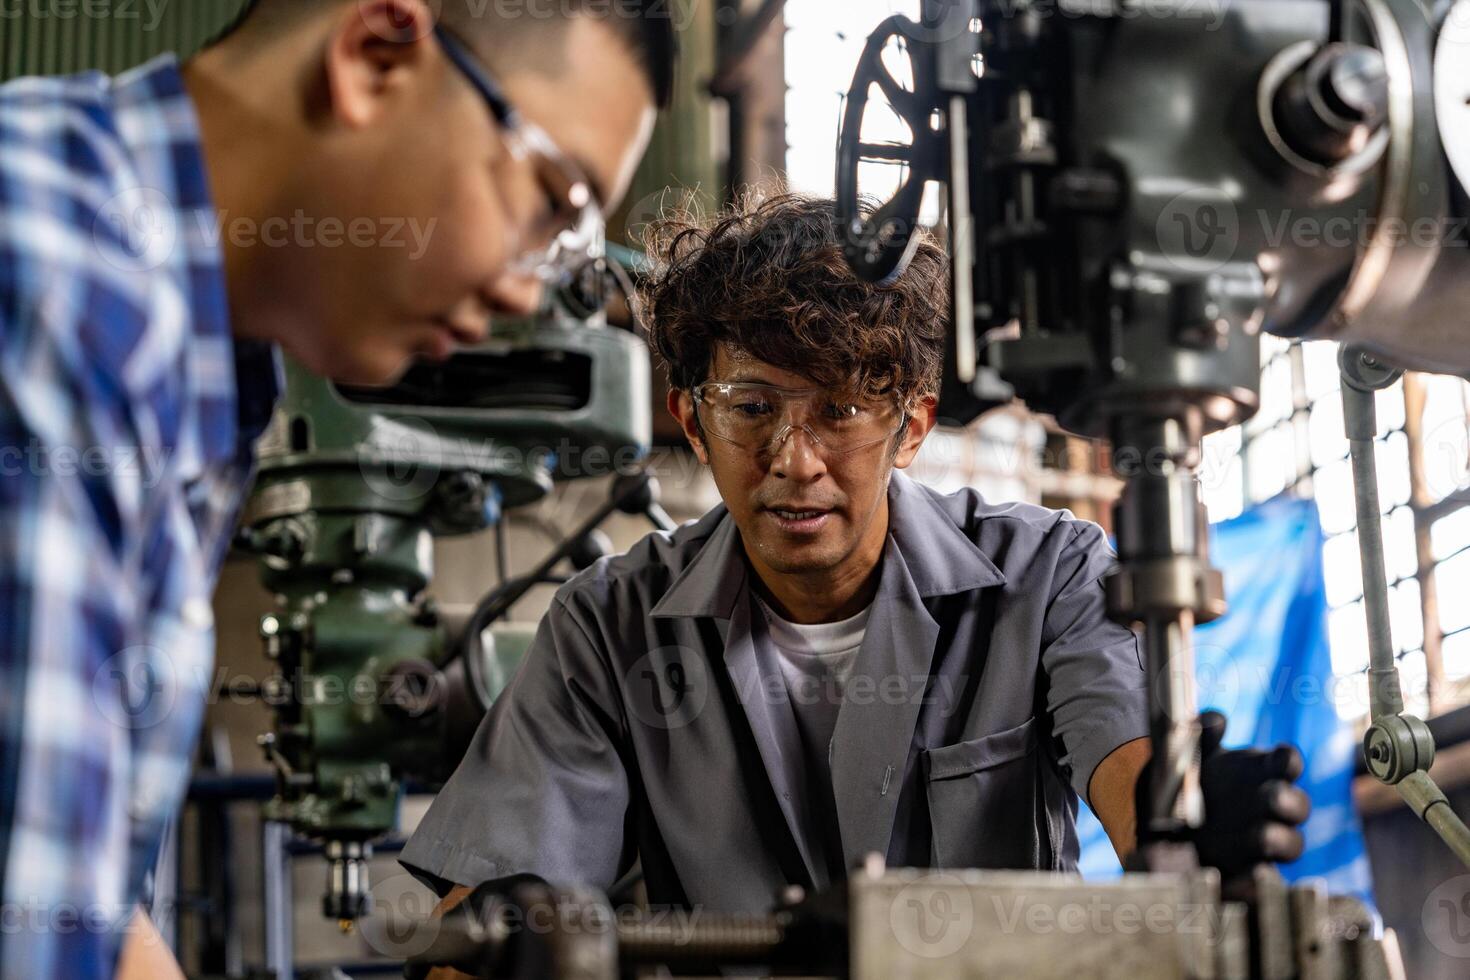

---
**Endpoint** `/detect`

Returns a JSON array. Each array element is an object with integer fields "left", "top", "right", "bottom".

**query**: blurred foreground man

[
  {"left": 404, "top": 195, "right": 1311, "bottom": 964},
  {"left": 0, "top": 1, "right": 672, "bottom": 975}
]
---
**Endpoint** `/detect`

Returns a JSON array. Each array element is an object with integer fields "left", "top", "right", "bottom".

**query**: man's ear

[
  {"left": 893, "top": 394, "right": 938, "bottom": 470},
  {"left": 667, "top": 388, "right": 710, "bottom": 465},
  {"left": 323, "top": 0, "right": 438, "bottom": 130}
]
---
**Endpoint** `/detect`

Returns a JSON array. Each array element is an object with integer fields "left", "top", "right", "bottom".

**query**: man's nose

[{"left": 769, "top": 424, "right": 828, "bottom": 482}]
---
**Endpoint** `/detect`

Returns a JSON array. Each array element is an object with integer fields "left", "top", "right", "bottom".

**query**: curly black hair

[{"left": 639, "top": 192, "right": 948, "bottom": 405}]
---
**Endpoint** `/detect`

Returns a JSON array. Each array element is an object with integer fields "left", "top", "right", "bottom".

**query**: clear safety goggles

[{"left": 692, "top": 382, "right": 907, "bottom": 455}]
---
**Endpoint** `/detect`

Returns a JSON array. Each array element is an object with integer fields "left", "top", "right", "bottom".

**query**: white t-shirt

[
  {"left": 754, "top": 596, "right": 872, "bottom": 887},
  {"left": 757, "top": 597, "right": 870, "bottom": 745}
]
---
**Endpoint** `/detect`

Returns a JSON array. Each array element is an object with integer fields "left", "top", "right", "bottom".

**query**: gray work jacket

[{"left": 401, "top": 471, "right": 1149, "bottom": 911}]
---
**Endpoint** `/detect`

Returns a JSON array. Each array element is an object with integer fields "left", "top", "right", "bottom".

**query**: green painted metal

[
  {"left": 0, "top": 1, "right": 248, "bottom": 81},
  {"left": 243, "top": 306, "right": 652, "bottom": 899}
]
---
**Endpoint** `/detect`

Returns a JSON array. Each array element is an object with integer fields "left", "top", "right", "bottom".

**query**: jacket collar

[{"left": 649, "top": 470, "right": 1005, "bottom": 621}]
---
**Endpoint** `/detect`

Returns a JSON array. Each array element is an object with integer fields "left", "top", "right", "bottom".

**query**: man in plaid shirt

[{"left": 0, "top": 0, "right": 671, "bottom": 976}]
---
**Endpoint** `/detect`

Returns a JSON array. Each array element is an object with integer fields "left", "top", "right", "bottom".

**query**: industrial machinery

[
  {"left": 396, "top": 0, "right": 1470, "bottom": 976},
  {"left": 402, "top": 859, "right": 1392, "bottom": 980},
  {"left": 833, "top": 0, "right": 1470, "bottom": 869},
  {"left": 234, "top": 269, "right": 673, "bottom": 929}
]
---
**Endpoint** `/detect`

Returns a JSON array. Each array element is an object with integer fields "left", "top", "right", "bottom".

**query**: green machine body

[{"left": 238, "top": 312, "right": 651, "bottom": 923}]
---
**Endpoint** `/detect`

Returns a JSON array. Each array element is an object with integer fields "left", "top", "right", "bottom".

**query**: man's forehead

[{"left": 710, "top": 344, "right": 816, "bottom": 387}]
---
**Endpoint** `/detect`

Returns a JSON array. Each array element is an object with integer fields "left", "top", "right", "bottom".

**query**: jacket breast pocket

[{"left": 923, "top": 716, "right": 1046, "bottom": 869}]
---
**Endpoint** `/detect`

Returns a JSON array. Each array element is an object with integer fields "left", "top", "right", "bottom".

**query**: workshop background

[{"left": 7, "top": 1, "right": 1470, "bottom": 978}]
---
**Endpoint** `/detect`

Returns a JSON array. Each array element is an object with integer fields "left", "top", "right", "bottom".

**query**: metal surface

[
  {"left": 262, "top": 820, "right": 294, "bottom": 980},
  {"left": 323, "top": 839, "right": 371, "bottom": 924},
  {"left": 1252, "top": 864, "right": 1297, "bottom": 980},
  {"left": 1332, "top": 0, "right": 1442, "bottom": 331},
  {"left": 948, "top": 93, "right": 976, "bottom": 385},
  {"left": 405, "top": 864, "right": 1401, "bottom": 979},
  {"left": 1257, "top": 42, "right": 1390, "bottom": 178},
  {"left": 834, "top": 15, "right": 941, "bottom": 286},
  {"left": 850, "top": 869, "right": 1214, "bottom": 980},
  {"left": 1291, "top": 880, "right": 1333, "bottom": 980},
  {"left": 1436, "top": 0, "right": 1470, "bottom": 195}
]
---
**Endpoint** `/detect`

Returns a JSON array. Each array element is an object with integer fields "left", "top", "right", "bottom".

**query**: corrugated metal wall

[{"left": 0, "top": 1, "right": 249, "bottom": 80}]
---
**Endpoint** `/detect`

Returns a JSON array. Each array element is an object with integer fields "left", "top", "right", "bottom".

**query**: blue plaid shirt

[{"left": 0, "top": 55, "right": 280, "bottom": 977}]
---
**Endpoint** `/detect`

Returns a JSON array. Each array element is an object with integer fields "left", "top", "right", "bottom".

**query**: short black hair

[{"left": 225, "top": 0, "right": 677, "bottom": 107}]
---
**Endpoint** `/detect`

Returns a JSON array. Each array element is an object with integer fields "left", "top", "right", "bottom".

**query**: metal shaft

[
  {"left": 1109, "top": 413, "right": 1216, "bottom": 837},
  {"left": 618, "top": 913, "right": 785, "bottom": 965},
  {"left": 1398, "top": 773, "right": 1470, "bottom": 866},
  {"left": 1339, "top": 375, "right": 1405, "bottom": 717},
  {"left": 1144, "top": 612, "right": 1203, "bottom": 827},
  {"left": 949, "top": 93, "right": 977, "bottom": 385},
  {"left": 1341, "top": 347, "right": 1470, "bottom": 868}
]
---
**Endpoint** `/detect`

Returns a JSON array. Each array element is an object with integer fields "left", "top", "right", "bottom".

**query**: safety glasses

[
  {"left": 692, "top": 381, "right": 908, "bottom": 456},
  {"left": 433, "top": 24, "right": 605, "bottom": 283}
]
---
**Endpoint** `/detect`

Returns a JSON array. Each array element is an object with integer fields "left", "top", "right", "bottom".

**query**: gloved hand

[
  {"left": 1137, "top": 710, "right": 1312, "bottom": 880},
  {"left": 1192, "top": 710, "right": 1311, "bottom": 878}
]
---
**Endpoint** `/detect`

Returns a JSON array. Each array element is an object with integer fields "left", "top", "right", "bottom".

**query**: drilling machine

[
  {"left": 831, "top": 0, "right": 1470, "bottom": 873},
  {"left": 234, "top": 270, "right": 671, "bottom": 929}
]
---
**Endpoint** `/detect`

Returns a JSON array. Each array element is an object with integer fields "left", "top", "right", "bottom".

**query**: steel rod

[{"left": 1340, "top": 369, "right": 1405, "bottom": 718}]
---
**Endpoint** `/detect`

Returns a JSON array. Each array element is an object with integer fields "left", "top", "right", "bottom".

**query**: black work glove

[
  {"left": 1135, "top": 711, "right": 1311, "bottom": 881},
  {"left": 1192, "top": 710, "right": 1312, "bottom": 878}
]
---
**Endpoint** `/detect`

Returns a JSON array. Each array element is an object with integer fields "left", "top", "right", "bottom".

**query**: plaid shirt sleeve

[
  {"left": 0, "top": 59, "right": 276, "bottom": 978},
  {"left": 0, "top": 305, "right": 146, "bottom": 976}
]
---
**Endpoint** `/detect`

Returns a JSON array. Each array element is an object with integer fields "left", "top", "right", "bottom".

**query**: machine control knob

[{"left": 1273, "top": 43, "right": 1388, "bottom": 167}]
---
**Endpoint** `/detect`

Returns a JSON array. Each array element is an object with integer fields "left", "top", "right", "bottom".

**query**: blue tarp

[{"left": 1077, "top": 495, "right": 1375, "bottom": 906}]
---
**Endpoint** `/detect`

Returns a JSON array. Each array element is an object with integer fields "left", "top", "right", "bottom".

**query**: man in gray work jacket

[{"left": 401, "top": 193, "right": 1309, "bottom": 918}]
